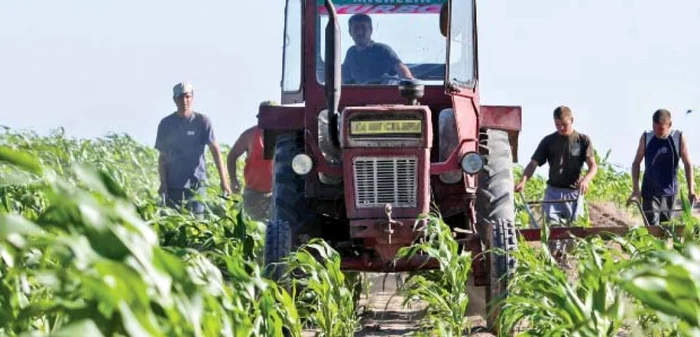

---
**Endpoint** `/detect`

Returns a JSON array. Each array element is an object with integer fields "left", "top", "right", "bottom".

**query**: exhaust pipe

[{"left": 324, "top": 0, "right": 341, "bottom": 147}]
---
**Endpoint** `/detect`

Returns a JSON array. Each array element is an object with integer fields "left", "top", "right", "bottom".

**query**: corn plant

[
  {"left": 284, "top": 239, "right": 361, "bottom": 337},
  {"left": 0, "top": 146, "right": 301, "bottom": 336},
  {"left": 395, "top": 213, "right": 473, "bottom": 337},
  {"left": 613, "top": 221, "right": 700, "bottom": 336},
  {"left": 499, "top": 224, "right": 627, "bottom": 337},
  {"left": 621, "top": 242, "right": 700, "bottom": 336},
  {"left": 0, "top": 128, "right": 160, "bottom": 202},
  {"left": 149, "top": 203, "right": 266, "bottom": 271},
  {"left": 586, "top": 149, "right": 633, "bottom": 206}
]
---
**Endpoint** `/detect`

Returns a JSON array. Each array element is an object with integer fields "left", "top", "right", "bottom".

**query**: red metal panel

[
  {"left": 452, "top": 92, "right": 480, "bottom": 192},
  {"left": 304, "top": 129, "right": 343, "bottom": 176},
  {"left": 430, "top": 138, "right": 479, "bottom": 174},
  {"left": 480, "top": 105, "right": 522, "bottom": 131},
  {"left": 350, "top": 218, "right": 421, "bottom": 244},
  {"left": 257, "top": 105, "right": 305, "bottom": 131}
]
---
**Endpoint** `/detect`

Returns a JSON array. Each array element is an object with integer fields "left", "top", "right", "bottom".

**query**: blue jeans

[
  {"left": 543, "top": 185, "right": 583, "bottom": 266},
  {"left": 543, "top": 185, "right": 584, "bottom": 225},
  {"left": 166, "top": 186, "right": 206, "bottom": 215}
]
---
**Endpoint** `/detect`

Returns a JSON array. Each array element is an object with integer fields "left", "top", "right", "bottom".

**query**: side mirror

[{"left": 439, "top": 2, "right": 448, "bottom": 37}]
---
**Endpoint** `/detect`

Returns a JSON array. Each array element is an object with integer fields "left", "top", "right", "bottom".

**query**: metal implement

[
  {"left": 384, "top": 204, "right": 401, "bottom": 245},
  {"left": 519, "top": 191, "right": 582, "bottom": 228},
  {"left": 627, "top": 198, "right": 686, "bottom": 227},
  {"left": 518, "top": 192, "right": 539, "bottom": 229}
]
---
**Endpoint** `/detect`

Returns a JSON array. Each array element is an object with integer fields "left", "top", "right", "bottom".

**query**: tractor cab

[{"left": 278, "top": 0, "right": 477, "bottom": 100}]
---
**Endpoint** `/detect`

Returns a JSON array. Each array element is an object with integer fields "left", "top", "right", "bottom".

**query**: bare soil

[{"left": 301, "top": 273, "right": 494, "bottom": 337}]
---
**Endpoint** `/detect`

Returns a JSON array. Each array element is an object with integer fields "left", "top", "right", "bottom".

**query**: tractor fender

[
  {"left": 479, "top": 105, "right": 522, "bottom": 162},
  {"left": 257, "top": 103, "right": 305, "bottom": 160}
]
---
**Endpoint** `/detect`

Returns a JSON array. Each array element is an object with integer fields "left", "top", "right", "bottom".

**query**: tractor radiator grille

[{"left": 353, "top": 156, "right": 417, "bottom": 208}]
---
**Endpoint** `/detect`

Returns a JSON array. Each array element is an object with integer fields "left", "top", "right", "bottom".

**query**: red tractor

[{"left": 258, "top": 0, "right": 521, "bottom": 327}]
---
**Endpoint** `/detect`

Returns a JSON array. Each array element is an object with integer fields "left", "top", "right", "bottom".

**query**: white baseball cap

[{"left": 173, "top": 82, "right": 194, "bottom": 97}]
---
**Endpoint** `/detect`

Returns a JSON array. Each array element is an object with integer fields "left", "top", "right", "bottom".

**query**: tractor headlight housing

[
  {"left": 291, "top": 154, "right": 313, "bottom": 175},
  {"left": 460, "top": 152, "right": 484, "bottom": 175}
]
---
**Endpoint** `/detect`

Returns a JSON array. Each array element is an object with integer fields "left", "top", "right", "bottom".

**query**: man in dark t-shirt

[
  {"left": 342, "top": 13, "right": 413, "bottom": 85},
  {"left": 515, "top": 105, "right": 598, "bottom": 224}
]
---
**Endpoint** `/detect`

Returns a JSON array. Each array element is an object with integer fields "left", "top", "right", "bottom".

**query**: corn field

[{"left": 1, "top": 127, "right": 699, "bottom": 337}]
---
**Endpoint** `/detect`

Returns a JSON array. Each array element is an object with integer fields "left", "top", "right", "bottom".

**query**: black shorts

[{"left": 642, "top": 195, "right": 676, "bottom": 226}]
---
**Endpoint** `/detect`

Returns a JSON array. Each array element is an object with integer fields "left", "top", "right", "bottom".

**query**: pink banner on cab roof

[{"left": 318, "top": 4, "right": 443, "bottom": 14}]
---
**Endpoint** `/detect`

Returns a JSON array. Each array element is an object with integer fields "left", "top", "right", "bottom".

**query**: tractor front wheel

[
  {"left": 475, "top": 128, "right": 518, "bottom": 332},
  {"left": 263, "top": 132, "right": 312, "bottom": 282}
]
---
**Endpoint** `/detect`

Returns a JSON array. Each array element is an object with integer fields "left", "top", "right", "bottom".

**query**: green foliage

[
  {"left": 0, "top": 128, "right": 159, "bottom": 202},
  {"left": 586, "top": 149, "right": 633, "bottom": 206},
  {"left": 0, "top": 130, "right": 301, "bottom": 337},
  {"left": 499, "top": 227, "right": 627, "bottom": 337},
  {"left": 396, "top": 214, "right": 473, "bottom": 336},
  {"left": 498, "top": 219, "right": 700, "bottom": 336},
  {"left": 285, "top": 239, "right": 361, "bottom": 337},
  {"left": 621, "top": 243, "right": 700, "bottom": 336},
  {"left": 3, "top": 126, "right": 700, "bottom": 337}
]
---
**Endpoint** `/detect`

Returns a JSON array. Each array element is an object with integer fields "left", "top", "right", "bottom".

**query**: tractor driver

[{"left": 342, "top": 13, "right": 414, "bottom": 85}]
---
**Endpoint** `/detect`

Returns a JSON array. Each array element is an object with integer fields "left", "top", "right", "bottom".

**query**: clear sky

[{"left": 1, "top": 0, "right": 698, "bottom": 169}]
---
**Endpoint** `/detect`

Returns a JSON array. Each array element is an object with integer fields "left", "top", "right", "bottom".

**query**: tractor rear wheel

[
  {"left": 475, "top": 128, "right": 517, "bottom": 332},
  {"left": 263, "top": 132, "right": 312, "bottom": 282}
]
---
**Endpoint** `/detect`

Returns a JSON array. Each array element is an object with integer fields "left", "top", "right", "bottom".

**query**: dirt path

[
  {"left": 357, "top": 274, "right": 494, "bottom": 336},
  {"left": 303, "top": 273, "right": 494, "bottom": 337}
]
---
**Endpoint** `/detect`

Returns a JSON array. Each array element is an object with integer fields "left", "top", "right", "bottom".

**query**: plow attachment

[{"left": 518, "top": 224, "right": 687, "bottom": 241}]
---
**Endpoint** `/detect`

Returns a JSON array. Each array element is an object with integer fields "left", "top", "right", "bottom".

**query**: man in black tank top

[{"left": 629, "top": 109, "right": 695, "bottom": 225}]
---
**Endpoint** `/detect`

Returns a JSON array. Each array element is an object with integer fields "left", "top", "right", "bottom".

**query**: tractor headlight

[
  {"left": 292, "top": 154, "right": 313, "bottom": 175},
  {"left": 460, "top": 152, "right": 484, "bottom": 175}
]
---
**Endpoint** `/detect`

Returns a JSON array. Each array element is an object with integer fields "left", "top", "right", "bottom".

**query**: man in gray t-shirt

[{"left": 155, "top": 82, "right": 231, "bottom": 215}]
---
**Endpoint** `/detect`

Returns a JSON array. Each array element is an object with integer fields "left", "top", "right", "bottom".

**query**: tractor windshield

[{"left": 316, "top": 1, "right": 453, "bottom": 86}]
